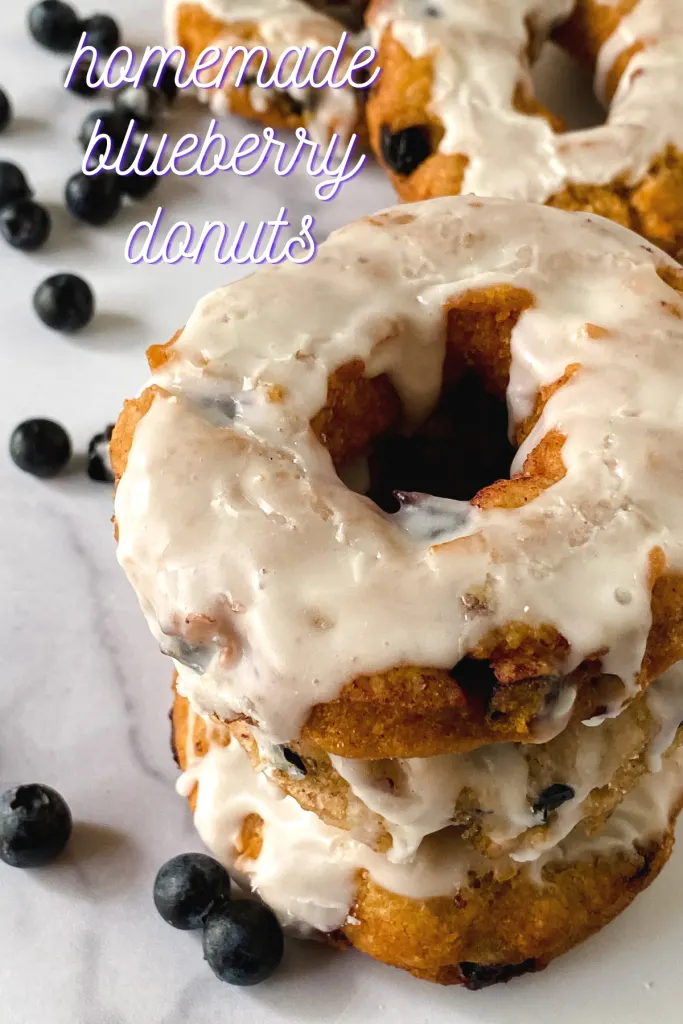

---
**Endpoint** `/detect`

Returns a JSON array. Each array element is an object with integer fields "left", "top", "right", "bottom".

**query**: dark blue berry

[
  {"left": 78, "top": 109, "right": 131, "bottom": 152},
  {"left": 380, "top": 124, "right": 432, "bottom": 176},
  {"left": 532, "top": 783, "right": 575, "bottom": 823},
  {"left": 118, "top": 145, "right": 159, "bottom": 200},
  {"left": 203, "top": 900, "right": 284, "bottom": 986},
  {"left": 154, "top": 853, "right": 232, "bottom": 930},
  {"left": 33, "top": 273, "right": 94, "bottom": 332},
  {"left": 0, "top": 161, "right": 32, "bottom": 207},
  {"left": 65, "top": 170, "right": 121, "bottom": 225},
  {"left": 113, "top": 84, "right": 164, "bottom": 131},
  {"left": 144, "top": 60, "right": 178, "bottom": 104},
  {"left": 459, "top": 959, "right": 536, "bottom": 990},
  {"left": 80, "top": 13, "right": 120, "bottom": 55},
  {"left": 28, "top": 1, "right": 81, "bottom": 54},
  {"left": 87, "top": 425, "right": 114, "bottom": 482},
  {"left": 65, "top": 58, "right": 99, "bottom": 97},
  {"left": 0, "top": 199, "right": 51, "bottom": 251},
  {"left": 10, "top": 419, "right": 72, "bottom": 478},
  {"left": 280, "top": 747, "right": 307, "bottom": 777},
  {"left": 0, "top": 88, "right": 12, "bottom": 133},
  {"left": 0, "top": 785, "right": 72, "bottom": 867}
]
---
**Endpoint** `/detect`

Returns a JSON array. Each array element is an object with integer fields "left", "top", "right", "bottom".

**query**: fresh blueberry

[
  {"left": 10, "top": 419, "right": 72, "bottom": 478},
  {"left": 28, "top": 1, "right": 81, "bottom": 54},
  {"left": 0, "top": 161, "right": 32, "bottom": 207},
  {"left": 113, "top": 84, "right": 165, "bottom": 130},
  {"left": 280, "top": 747, "right": 307, "bottom": 778},
  {"left": 80, "top": 13, "right": 120, "bottom": 55},
  {"left": 87, "top": 424, "right": 114, "bottom": 482},
  {"left": 33, "top": 272, "right": 94, "bottom": 332},
  {"left": 0, "top": 199, "right": 51, "bottom": 251},
  {"left": 65, "top": 169, "right": 121, "bottom": 225},
  {"left": 144, "top": 60, "right": 178, "bottom": 104},
  {"left": 78, "top": 108, "right": 132, "bottom": 153},
  {"left": 203, "top": 900, "right": 284, "bottom": 986},
  {"left": 0, "top": 785, "right": 72, "bottom": 867},
  {"left": 459, "top": 959, "right": 536, "bottom": 990},
  {"left": 65, "top": 57, "right": 99, "bottom": 97},
  {"left": 532, "top": 783, "right": 575, "bottom": 823},
  {"left": 0, "top": 88, "right": 12, "bottom": 133},
  {"left": 118, "top": 145, "right": 159, "bottom": 200},
  {"left": 380, "top": 124, "right": 432, "bottom": 176},
  {"left": 154, "top": 853, "right": 232, "bottom": 930}
]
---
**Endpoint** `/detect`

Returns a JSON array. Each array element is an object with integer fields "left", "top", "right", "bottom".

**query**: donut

[
  {"left": 166, "top": 0, "right": 369, "bottom": 143},
  {"left": 366, "top": 0, "right": 683, "bottom": 257},
  {"left": 112, "top": 196, "right": 683, "bottom": 759},
  {"left": 170, "top": 679, "right": 683, "bottom": 985},
  {"left": 197, "top": 663, "right": 683, "bottom": 862}
]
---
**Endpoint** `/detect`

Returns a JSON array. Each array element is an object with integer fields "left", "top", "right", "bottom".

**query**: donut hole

[{"left": 531, "top": 42, "right": 604, "bottom": 132}]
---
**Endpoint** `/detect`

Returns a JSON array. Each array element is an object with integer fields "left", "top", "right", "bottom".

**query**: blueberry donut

[
  {"left": 112, "top": 196, "right": 683, "bottom": 759},
  {"left": 366, "top": 0, "right": 683, "bottom": 257},
  {"left": 171, "top": 684, "right": 683, "bottom": 985},
  {"left": 167, "top": 0, "right": 369, "bottom": 143}
]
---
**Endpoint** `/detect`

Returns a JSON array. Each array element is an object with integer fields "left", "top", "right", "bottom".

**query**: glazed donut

[
  {"left": 113, "top": 196, "right": 683, "bottom": 759},
  {"left": 171, "top": 683, "right": 683, "bottom": 985},
  {"left": 167, "top": 0, "right": 369, "bottom": 143},
  {"left": 197, "top": 663, "right": 683, "bottom": 862},
  {"left": 366, "top": 0, "right": 683, "bottom": 257}
]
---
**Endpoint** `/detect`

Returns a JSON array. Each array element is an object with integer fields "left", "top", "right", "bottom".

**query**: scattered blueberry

[
  {"left": 532, "top": 783, "right": 575, "bottom": 823},
  {"left": 0, "top": 199, "right": 51, "bottom": 251},
  {"left": 458, "top": 959, "right": 537, "bottom": 990},
  {"left": 154, "top": 853, "right": 232, "bottom": 930},
  {"left": 380, "top": 124, "right": 432, "bottom": 176},
  {"left": 10, "top": 418, "right": 72, "bottom": 478},
  {"left": 28, "top": 1, "right": 81, "bottom": 54},
  {"left": 114, "top": 84, "right": 165, "bottom": 130},
  {"left": 118, "top": 145, "right": 159, "bottom": 200},
  {"left": 0, "top": 785, "right": 72, "bottom": 867},
  {"left": 33, "top": 272, "right": 94, "bottom": 332},
  {"left": 0, "top": 161, "right": 32, "bottom": 207},
  {"left": 144, "top": 60, "right": 178, "bottom": 104},
  {"left": 65, "top": 57, "right": 99, "bottom": 97},
  {"left": 80, "top": 13, "right": 120, "bottom": 55},
  {"left": 203, "top": 900, "right": 284, "bottom": 986},
  {"left": 0, "top": 87, "right": 12, "bottom": 133},
  {"left": 65, "top": 169, "right": 121, "bottom": 225},
  {"left": 78, "top": 108, "right": 131, "bottom": 153},
  {"left": 87, "top": 424, "right": 114, "bottom": 482}
]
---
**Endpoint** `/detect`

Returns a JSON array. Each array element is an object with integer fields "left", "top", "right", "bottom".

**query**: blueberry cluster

[
  {"left": 10, "top": 418, "right": 115, "bottom": 482},
  {"left": 154, "top": 853, "right": 285, "bottom": 986}
]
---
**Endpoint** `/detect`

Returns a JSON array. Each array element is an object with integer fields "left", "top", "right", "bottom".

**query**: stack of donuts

[
  {"left": 113, "top": 194, "right": 683, "bottom": 985},
  {"left": 166, "top": 0, "right": 683, "bottom": 257}
]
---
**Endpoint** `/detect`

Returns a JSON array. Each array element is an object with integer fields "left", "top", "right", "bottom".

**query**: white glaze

[
  {"left": 178, "top": 702, "right": 683, "bottom": 933},
  {"left": 367, "top": 0, "right": 683, "bottom": 202},
  {"left": 165, "top": 0, "right": 365, "bottom": 144},
  {"left": 115, "top": 196, "right": 683, "bottom": 744}
]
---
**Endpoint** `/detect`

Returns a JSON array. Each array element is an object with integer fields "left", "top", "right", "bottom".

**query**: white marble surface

[{"left": 0, "top": 2, "right": 680, "bottom": 1021}]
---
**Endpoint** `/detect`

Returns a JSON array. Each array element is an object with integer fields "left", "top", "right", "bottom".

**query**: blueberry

[
  {"left": 10, "top": 419, "right": 72, "bottom": 478},
  {"left": 113, "top": 84, "right": 165, "bottom": 130},
  {"left": 0, "top": 161, "right": 32, "bottom": 207},
  {"left": 380, "top": 124, "right": 432, "bottom": 176},
  {"left": 280, "top": 747, "right": 307, "bottom": 777},
  {"left": 143, "top": 60, "right": 178, "bottom": 104},
  {"left": 0, "top": 785, "right": 72, "bottom": 867},
  {"left": 154, "top": 853, "right": 232, "bottom": 930},
  {"left": 28, "top": 1, "right": 81, "bottom": 54},
  {"left": 532, "top": 783, "right": 575, "bottom": 823},
  {"left": 65, "top": 58, "right": 100, "bottom": 97},
  {"left": 87, "top": 425, "right": 114, "bottom": 482},
  {"left": 118, "top": 145, "right": 159, "bottom": 200},
  {"left": 203, "top": 900, "right": 284, "bottom": 986},
  {"left": 65, "top": 170, "right": 121, "bottom": 225},
  {"left": 33, "top": 273, "right": 94, "bottom": 332},
  {"left": 458, "top": 959, "right": 536, "bottom": 990},
  {"left": 80, "top": 13, "right": 120, "bottom": 55},
  {"left": 0, "top": 199, "right": 51, "bottom": 251},
  {"left": 78, "top": 109, "right": 131, "bottom": 153},
  {"left": 0, "top": 88, "right": 12, "bottom": 133}
]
